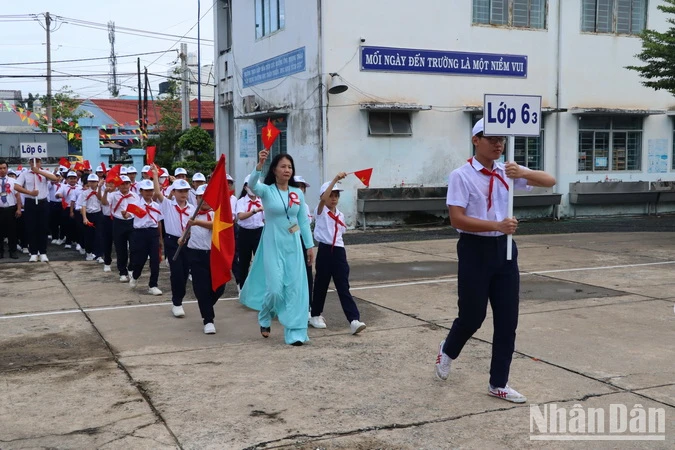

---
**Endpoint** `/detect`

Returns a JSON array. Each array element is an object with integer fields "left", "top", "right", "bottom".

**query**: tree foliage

[
  {"left": 627, "top": 0, "right": 675, "bottom": 96},
  {"left": 37, "top": 87, "right": 87, "bottom": 151},
  {"left": 150, "top": 79, "right": 183, "bottom": 169},
  {"left": 176, "top": 126, "right": 216, "bottom": 175}
]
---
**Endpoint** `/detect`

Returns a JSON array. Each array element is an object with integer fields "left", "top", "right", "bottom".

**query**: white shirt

[
  {"left": 58, "top": 184, "right": 82, "bottom": 207},
  {"left": 158, "top": 198, "right": 195, "bottom": 237},
  {"left": 187, "top": 209, "right": 213, "bottom": 251},
  {"left": 128, "top": 180, "right": 139, "bottom": 195},
  {"left": 48, "top": 181, "right": 62, "bottom": 202},
  {"left": 446, "top": 159, "right": 531, "bottom": 237},
  {"left": 15, "top": 170, "right": 51, "bottom": 200},
  {"left": 127, "top": 198, "right": 162, "bottom": 229},
  {"left": 314, "top": 205, "right": 346, "bottom": 248},
  {"left": 77, "top": 188, "right": 102, "bottom": 214},
  {"left": 109, "top": 191, "right": 137, "bottom": 220},
  {"left": 0, "top": 176, "right": 18, "bottom": 207},
  {"left": 230, "top": 194, "right": 237, "bottom": 221},
  {"left": 235, "top": 195, "right": 265, "bottom": 229}
]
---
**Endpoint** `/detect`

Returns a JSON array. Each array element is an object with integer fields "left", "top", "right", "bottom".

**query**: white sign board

[
  {"left": 483, "top": 94, "right": 542, "bottom": 136},
  {"left": 20, "top": 142, "right": 48, "bottom": 158}
]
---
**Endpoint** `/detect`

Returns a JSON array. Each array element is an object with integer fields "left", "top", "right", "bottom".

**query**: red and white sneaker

[
  {"left": 488, "top": 384, "right": 527, "bottom": 403},
  {"left": 435, "top": 340, "right": 451, "bottom": 381}
]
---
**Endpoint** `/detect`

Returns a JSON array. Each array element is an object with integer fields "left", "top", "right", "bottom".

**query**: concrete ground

[{"left": 0, "top": 229, "right": 674, "bottom": 449}]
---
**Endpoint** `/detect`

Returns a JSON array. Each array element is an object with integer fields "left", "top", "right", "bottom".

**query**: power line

[{"left": 0, "top": 50, "right": 178, "bottom": 66}]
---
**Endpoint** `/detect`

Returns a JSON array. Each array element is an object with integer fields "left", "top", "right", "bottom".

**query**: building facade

[{"left": 215, "top": 0, "right": 675, "bottom": 227}]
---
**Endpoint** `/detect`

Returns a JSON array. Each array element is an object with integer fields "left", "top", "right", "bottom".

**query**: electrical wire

[{"left": 0, "top": 50, "right": 178, "bottom": 66}]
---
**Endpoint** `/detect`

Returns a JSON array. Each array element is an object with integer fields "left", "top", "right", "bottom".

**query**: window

[
  {"left": 578, "top": 116, "right": 642, "bottom": 172},
  {"left": 368, "top": 111, "right": 412, "bottom": 136},
  {"left": 581, "top": 0, "right": 647, "bottom": 34},
  {"left": 256, "top": 116, "right": 287, "bottom": 173},
  {"left": 470, "top": 113, "right": 544, "bottom": 170},
  {"left": 473, "top": 0, "right": 547, "bottom": 29},
  {"left": 255, "top": 0, "right": 285, "bottom": 39}
]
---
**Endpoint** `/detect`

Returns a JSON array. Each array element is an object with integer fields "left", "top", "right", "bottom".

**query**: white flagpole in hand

[{"left": 506, "top": 138, "right": 515, "bottom": 260}]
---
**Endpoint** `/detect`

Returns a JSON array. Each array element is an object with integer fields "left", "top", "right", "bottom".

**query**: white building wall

[{"left": 216, "top": 0, "right": 675, "bottom": 226}]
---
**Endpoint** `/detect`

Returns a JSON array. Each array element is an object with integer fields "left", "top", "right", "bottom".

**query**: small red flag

[
  {"left": 83, "top": 160, "right": 92, "bottom": 171},
  {"left": 61, "top": 197, "right": 69, "bottom": 210},
  {"left": 146, "top": 146, "right": 156, "bottom": 165},
  {"left": 203, "top": 154, "right": 235, "bottom": 290},
  {"left": 85, "top": 222, "right": 95, "bottom": 228},
  {"left": 353, "top": 168, "right": 373, "bottom": 187},
  {"left": 125, "top": 203, "right": 147, "bottom": 218},
  {"left": 59, "top": 157, "right": 71, "bottom": 169},
  {"left": 74, "top": 162, "right": 84, "bottom": 172},
  {"left": 17, "top": 165, "right": 23, "bottom": 171},
  {"left": 100, "top": 162, "right": 107, "bottom": 173},
  {"left": 106, "top": 164, "right": 124, "bottom": 187},
  {"left": 261, "top": 118, "right": 280, "bottom": 150}
]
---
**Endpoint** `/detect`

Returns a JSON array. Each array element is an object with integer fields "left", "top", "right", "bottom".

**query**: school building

[{"left": 214, "top": 0, "right": 675, "bottom": 227}]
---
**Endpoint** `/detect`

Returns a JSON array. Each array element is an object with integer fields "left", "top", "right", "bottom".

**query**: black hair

[
  {"left": 238, "top": 185, "right": 248, "bottom": 199},
  {"left": 0, "top": 159, "right": 7, "bottom": 168},
  {"left": 263, "top": 153, "right": 298, "bottom": 187}
]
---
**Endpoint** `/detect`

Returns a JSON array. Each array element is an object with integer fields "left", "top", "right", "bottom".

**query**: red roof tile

[{"left": 90, "top": 98, "right": 214, "bottom": 128}]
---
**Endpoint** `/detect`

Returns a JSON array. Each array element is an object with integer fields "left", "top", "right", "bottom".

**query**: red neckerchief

[
  {"left": 197, "top": 209, "right": 213, "bottom": 221},
  {"left": 467, "top": 157, "right": 509, "bottom": 211},
  {"left": 174, "top": 204, "right": 190, "bottom": 231},
  {"left": 327, "top": 210, "right": 346, "bottom": 249},
  {"left": 34, "top": 172, "right": 42, "bottom": 182},
  {"left": 130, "top": 182, "right": 137, "bottom": 191},
  {"left": 113, "top": 193, "right": 133, "bottom": 213},
  {"left": 86, "top": 190, "right": 97, "bottom": 201},
  {"left": 247, "top": 198, "right": 262, "bottom": 211},
  {"left": 144, "top": 203, "right": 161, "bottom": 224}
]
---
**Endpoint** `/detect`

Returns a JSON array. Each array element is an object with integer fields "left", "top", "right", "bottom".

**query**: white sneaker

[
  {"left": 64, "top": 244, "right": 72, "bottom": 249},
  {"left": 148, "top": 287, "right": 163, "bottom": 296},
  {"left": 85, "top": 253, "right": 95, "bottom": 261},
  {"left": 103, "top": 265, "right": 111, "bottom": 272},
  {"left": 488, "top": 384, "right": 527, "bottom": 403},
  {"left": 75, "top": 244, "right": 82, "bottom": 251},
  {"left": 56, "top": 239, "right": 64, "bottom": 245},
  {"left": 50, "top": 239, "right": 58, "bottom": 244},
  {"left": 28, "top": 254, "right": 38, "bottom": 262},
  {"left": 309, "top": 316, "right": 327, "bottom": 329},
  {"left": 22, "top": 248, "right": 29, "bottom": 254},
  {"left": 204, "top": 323, "right": 216, "bottom": 334},
  {"left": 47, "top": 235, "right": 52, "bottom": 240},
  {"left": 79, "top": 248, "right": 86, "bottom": 255},
  {"left": 129, "top": 277, "right": 138, "bottom": 288},
  {"left": 188, "top": 274, "right": 192, "bottom": 281},
  {"left": 96, "top": 257, "right": 104, "bottom": 263},
  {"left": 119, "top": 275, "right": 129, "bottom": 282},
  {"left": 172, "top": 305, "right": 185, "bottom": 318},
  {"left": 39, "top": 254, "right": 49, "bottom": 263},
  {"left": 16, "top": 244, "right": 22, "bottom": 251},
  {"left": 435, "top": 340, "right": 452, "bottom": 381},
  {"left": 350, "top": 320, "right": 366, "bottom": 335}
]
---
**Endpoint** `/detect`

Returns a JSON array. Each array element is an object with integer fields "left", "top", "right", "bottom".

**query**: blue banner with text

[
  {"left": 361, "top": 46, "right": 527, "bottom": 78},
  {"left": 243, "top": 47, "right": 306, "bottom": 87}
]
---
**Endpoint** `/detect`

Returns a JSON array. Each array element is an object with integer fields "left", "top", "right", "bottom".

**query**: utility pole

[
  {"left": 137, "top": 58, "right": 142, "bottom": 135},
  {"left": 197, "top": 0, "right": 202, "bottom": 127},
  {"left": 143, "top": 67, "right": 149, "bottom": 143},
  {"left": 180, "top": 43, "right": 190, "bottom": 130},
  {"left": 45, "top": 12, "right": 53, "bottom": 133}
]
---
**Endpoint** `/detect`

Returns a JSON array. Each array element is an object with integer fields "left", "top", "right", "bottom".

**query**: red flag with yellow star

[
  {"left": 261, "top": 118, "right": 280, "bottom": 150},
  {"left": 353, "top": 168, "right": 373, "bottom": 187},
  {"left": 202, "top": 154, "right": 235, "bottom": 290}
]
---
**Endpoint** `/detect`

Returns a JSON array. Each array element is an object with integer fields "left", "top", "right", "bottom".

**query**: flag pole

[
  {"left": 506, "top": 137, "right": 515, "bottom": 261},
  {"left": 172, "top": 196, "right": 206, "bottom": 261}
]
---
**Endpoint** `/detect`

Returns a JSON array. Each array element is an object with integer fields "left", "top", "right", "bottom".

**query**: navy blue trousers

[
  {"left": 130, "top": 227, "right": 160, "bottom": 288},
  {"left": 164, "top": 234, "right": 190, "bottom": 306},
  {"left": 83, "top": 211, "right": 103, "bottom": 257},
  {"left": 49, "top": 201, "right": 63, "bottom": 240},
  {"left": 442, "top": 234, "right": 520, "bottom": 388},
  {"left": 188, "top": 248, "right": 225, "bottom": 324},
  {"left": 311, "top": 243, "right": 360, "bottom": 323},
  {"left": 101, "top": 215, "right": 113, "bottom": 265},
  {"left": 113, "top": 218, "right": 134, "bottom": 276},
  {"left": 237, "top": 226, "right": 262, "bottom": 289},
  {"left": 24, "top": 199, "right": 49, "bottom": 255}
]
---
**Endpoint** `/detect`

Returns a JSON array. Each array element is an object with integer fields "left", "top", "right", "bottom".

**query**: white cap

[
  {"left": 244, "top": 175, "right": 250, "bottom": 184},
  {"left": 141, "top": 165, "right": 151, "bottom": 173},
  {"left": 120, "top": 175, "right": 131, "bottom": 183},
  {"left": 196, "top": 184, "right": 208, "bottom": 196},
  {"left": 8, "top": 169, "right": 17, "bottom": 176},
  {"left": 192, "top": 172, "right": 206, "bottom": 182},
  {"left": 138, "top": 179, "right": 154, "bottom": 190},
  {"left": 59, "top": 165, "right": 69, "bottom": 172},
  {"left": 66, "top": 171, "right": 78, "bottom": 178},
  {"left": 472, "top": 118, "right": 484, "bottom": 137},
  {"left": 319, "top": 181, "right": 344, "bottom": 196},
  {"left": 159, "top": 168, "right": 169, "bottom": 178},
  {"left": 226, "top": 174, "right": 234, "bottom": 182},
  {"left": 294, "top": 175, "right": 310, "bottom": 187},
  {"left": 127, "top": 166, "right": 138, "bottom": 174},
  {"left": 120, "top": 167, "right": 128, "bottom": 175},
  {"left": 87, "top": 174, "right": 99, "bottom": 182},
  {"left": 171, "top": 179, "right": 191, "bottom": 191},
  {"left": 174, "top": 167, "right": 187, "bottom": 176},
  {"left": 95, "top": 166, "right": 104, "bottom": 173}
]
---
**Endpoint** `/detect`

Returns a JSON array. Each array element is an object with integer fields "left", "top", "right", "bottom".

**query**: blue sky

[{"left": 0, "top": 0, "right": 214, "bottom": 100}]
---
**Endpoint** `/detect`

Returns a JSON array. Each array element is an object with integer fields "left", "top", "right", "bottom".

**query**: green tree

[
  {"left": 37, "top": 87, "right": 87, "bottom": 151},
  {"left": 175, "top": 126, "right": 216, "bottom": 175},
  {"left": 627, "top": 0, "right": 675, "bottom": 95},
  {"left": 151, "top": 78, "right": 183, "bottom": 169}
]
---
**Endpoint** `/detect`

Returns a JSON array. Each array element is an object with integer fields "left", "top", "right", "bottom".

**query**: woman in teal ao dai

[{"left": 239, "top": 150, "right": 315, "bottom": 345}]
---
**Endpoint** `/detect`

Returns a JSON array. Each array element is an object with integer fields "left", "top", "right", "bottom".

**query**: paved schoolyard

[{"left": 0, "top": 231, "right": 673, "bottom": 449}]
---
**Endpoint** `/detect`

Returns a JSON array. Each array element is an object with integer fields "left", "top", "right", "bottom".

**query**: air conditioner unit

[{"left": 243, "top": 95, "right": 259, "bottom": 114}]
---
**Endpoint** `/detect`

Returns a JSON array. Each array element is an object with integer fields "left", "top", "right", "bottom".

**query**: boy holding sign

[{"left": 435, "top": 118, "right": 555, "bottom": 403}]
